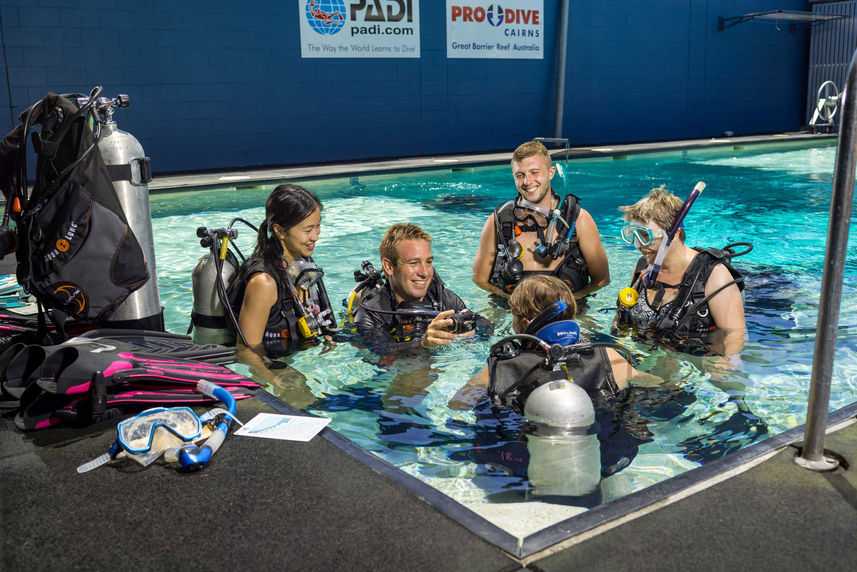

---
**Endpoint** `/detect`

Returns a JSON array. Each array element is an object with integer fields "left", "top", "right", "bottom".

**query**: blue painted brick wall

[{"left": 0, "top": 0, "right": 810, "bottom": 173}]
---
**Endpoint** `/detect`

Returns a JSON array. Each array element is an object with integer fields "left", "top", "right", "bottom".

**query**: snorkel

[
  {"left": 642, "top": 181, "right": 705, "bottom": 289},
  {"left": 539, "top": 163, "right": 568, "bottom": 255},
  {"left": 172, "top": 379, "right": 237, "bottom": 472},
  {"left": 77, "top": 380, "right": 240, "bottom": 473}
]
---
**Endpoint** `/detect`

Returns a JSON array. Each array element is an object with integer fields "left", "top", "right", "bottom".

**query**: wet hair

[
  {"left": 618, "top": 184, "right": 686, "bottom": 242},
  {"left": 253, "top": 184, "right": 322, "bottom": 281},
  {"left": 378, "top": 223, "right": 432, "bottom": 265},
  {"left": 511, "top": 140, "right": 551, "bottom": 166},
  {"left": 509, "top": 275, "right": 577, "bottom": 322}
]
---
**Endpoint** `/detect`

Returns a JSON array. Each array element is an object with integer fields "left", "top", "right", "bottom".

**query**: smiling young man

[
  {"left": 472, "top": 140, "right": 610, "bottom": 299},
  {"left": 353, "top": 223, "right": 473, "bottom": 349}
]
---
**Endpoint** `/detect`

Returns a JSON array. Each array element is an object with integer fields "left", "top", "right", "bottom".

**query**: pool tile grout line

[{"left": 256, "top": 388, "right": 856, "bottom": 560}]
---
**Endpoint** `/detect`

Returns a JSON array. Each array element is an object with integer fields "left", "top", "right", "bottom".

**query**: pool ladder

[{"left": 795, "top": 49, "right": 857, "bottom": 472}]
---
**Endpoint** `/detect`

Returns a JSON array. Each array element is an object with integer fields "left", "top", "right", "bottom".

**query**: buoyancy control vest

[
  {"left": 490, "top": 193, "right": 588, "bottom": 293},
  {"left": 227, "top": 257, "right": 334, "bottom": 355},
  {"left": 487, "top": 341, "right": 619, "bottom": 414},
  {"left": 616, "top": 247, "right": 745, "bottom": 335},
  {"left": 352, "top": 270, "right": 467, "bottom": 343},
  {"left": 0, "top": 89, "right": 149, "bottom": 323}
]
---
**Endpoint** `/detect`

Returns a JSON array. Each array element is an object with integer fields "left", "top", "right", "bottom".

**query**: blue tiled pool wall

[{"left": 1, "top": 0, "right": 809, "bottom": 172}]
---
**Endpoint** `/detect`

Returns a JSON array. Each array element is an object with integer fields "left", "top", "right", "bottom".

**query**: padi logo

[
  {"left": 306, "top": 1, "right": 416, "bottom": 37},
  {"left": 52, "top": 282, "right": 87, "bottom": 315},
  {"left": 350, "top": 0, "right": 414, "bottom": 23},
  {"left": 305, "top": 0, "right": 347, "bottom": 36}
]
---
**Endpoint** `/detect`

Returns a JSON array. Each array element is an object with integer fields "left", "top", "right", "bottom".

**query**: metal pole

[
  {"left": 553, "top": 0, "right": 570, "bottom": 139},
  {"left": 794, "top": 50, "right": 857, "bottom": 472}
]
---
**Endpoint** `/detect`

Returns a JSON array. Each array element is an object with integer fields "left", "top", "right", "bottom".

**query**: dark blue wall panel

[{"left": 0, "top": 1, "right": 810, "bottom": 173}]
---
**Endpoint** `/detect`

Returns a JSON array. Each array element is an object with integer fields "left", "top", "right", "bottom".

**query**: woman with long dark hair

[{"left": 229, "top": 184, "right": 335, "bottom": 358}]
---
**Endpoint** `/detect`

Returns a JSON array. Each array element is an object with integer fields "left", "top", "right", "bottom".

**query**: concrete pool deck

[{"left": 1, "top": 390, "right": 854, "bottom": 570}]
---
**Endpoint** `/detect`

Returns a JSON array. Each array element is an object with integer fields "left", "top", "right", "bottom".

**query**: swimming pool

[{"left": 152, "top": 139, "right": 857, "bottom": 538}]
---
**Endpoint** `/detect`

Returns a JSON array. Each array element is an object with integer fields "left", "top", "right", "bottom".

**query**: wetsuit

[
  {"left": 352, "top": 272, "right": 467, "bottom": 345},
  {"left": 227, "top": 257, "right": 335, "bottom": 356},
  {"left": 490, "top": 193, "right": 589, "bottom": 293},
  {"left": 616, "top": 248, "right": 744, "bottom": 336},
  {"left": 488, "top": 343, "right": 619, "bottom": 413}
]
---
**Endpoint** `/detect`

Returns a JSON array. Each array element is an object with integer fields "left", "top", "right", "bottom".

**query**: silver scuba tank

[
  {"left": 190, "top": 247, "right": 239, "bottom": 345},
  {"left": 95, "top": 95, "right": 162, "bottom": 328},
  {"left": 524, "top": 380, "right": 602, "bottom": 497}
]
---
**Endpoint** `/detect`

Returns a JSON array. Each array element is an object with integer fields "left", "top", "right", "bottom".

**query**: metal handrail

[{"left": 794, "top": 49, "right": 857, "bottom": 471}]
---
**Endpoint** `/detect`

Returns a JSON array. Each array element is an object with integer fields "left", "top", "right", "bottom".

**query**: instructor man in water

[{"left": 472, "top": 140, "right": 610, "bottom": 299}]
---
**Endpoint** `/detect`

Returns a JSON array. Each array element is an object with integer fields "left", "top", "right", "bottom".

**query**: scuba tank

[
  {"left": 94, "top": 95, "right": 163, "bottom": 330},
  {"left": 190, "top": 225, "right": 243, "bottom": 345},
  {"left": 190, "top": 219, "right": 257, "bottom": 346},
  {"left": 191, "top": 246, "right": 239, "bottom": 345},
  {"left": 524, "top": 380, "right": 602, "bottom": 498}
]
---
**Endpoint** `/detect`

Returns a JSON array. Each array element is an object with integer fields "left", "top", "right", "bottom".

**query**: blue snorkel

[
  {"left": 173, "top": 380, "right": 237, "bottom": 472},
  {"left": 642, "top": 181, "right": 705, "bottom": 289}
]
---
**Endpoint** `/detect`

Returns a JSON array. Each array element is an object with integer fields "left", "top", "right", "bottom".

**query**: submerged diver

[
  {"left": 614, "top": 185, "right": 747, "bottom": 357},
  {"left": 449, "top": 275, "right": 663, "bottom": 504},
  {"left": 472, "top": 140, "right": 610, "bottom": 299},
  {"left": 351, "top": 223, "right": 478, "bottom": 350},
  {"left": 228, "top": 184, "right": 336, "bottom": 360},
  {"left": 452, "top": 275, "right": 662, "bottom": 411}
]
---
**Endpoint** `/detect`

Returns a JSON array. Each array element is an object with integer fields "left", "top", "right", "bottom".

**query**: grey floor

[{"left": 1, "top": 391, "right": 854, "bottom": 571}]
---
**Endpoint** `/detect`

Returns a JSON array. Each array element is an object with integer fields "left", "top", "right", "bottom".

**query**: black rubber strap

[
  {"left": 190, "top": 311, "right": 228, "bottom": 330},
  {"left": 106, "top": 157, "right": 152, "bottom": 184}
]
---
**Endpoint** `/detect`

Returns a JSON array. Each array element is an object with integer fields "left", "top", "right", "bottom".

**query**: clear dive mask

[
  {"left": 287, "top": 259, "right": 324, "bottom": 290},
  {"left": 76, "top": 406, "right": 238, "bottom": 472},
  {"left": 117, "top": 406, "right": 202, "bottom": 454},
  {"left": 620, "top": 225, "right": 666, "bottom": 247},
  {"left": 513, "top": 199, "right": 553, "bottom": 226}
]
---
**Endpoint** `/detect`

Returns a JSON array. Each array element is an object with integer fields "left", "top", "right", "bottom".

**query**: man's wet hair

[
  {"left": 512, "top": 140, "right": 552, "bottom": 165},
  {"left": 379, "top": 222, "right": 432, "bottom": 265}
]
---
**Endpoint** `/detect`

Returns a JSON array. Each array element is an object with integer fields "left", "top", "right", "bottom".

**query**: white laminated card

[{"left": 235, "top": 413, "right": 330, "bottom": 442}]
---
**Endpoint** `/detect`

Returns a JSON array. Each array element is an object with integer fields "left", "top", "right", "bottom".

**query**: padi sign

[
  {"left": 446, "top": 0, "right": 543, "bottom": 59},
  {"left": 299, "top": 0, "right": 421, "bottom": 58}
]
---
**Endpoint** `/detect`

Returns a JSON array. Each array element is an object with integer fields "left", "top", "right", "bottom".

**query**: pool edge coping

[
  {"left": 148, "top": 132, "right": 837, "bottom": 192},
  {"left": 255, "top": 389, "right": 857, "bottom": 561}
]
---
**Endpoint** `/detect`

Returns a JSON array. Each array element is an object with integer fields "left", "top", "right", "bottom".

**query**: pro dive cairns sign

[
  {"left": 446, "top": 1, "right": 543, "bottom": 59},
  {"left": 299, "top": 1, "right": 421, "bottom": 58}
]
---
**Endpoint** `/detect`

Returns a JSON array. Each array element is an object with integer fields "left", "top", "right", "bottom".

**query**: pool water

[{"left": 151, "top": 140, "right": 857, "bottom": 533}]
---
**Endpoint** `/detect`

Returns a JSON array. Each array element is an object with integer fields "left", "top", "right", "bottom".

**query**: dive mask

[
  {"left": 288, "top": 259, "right": 324, "bottom": 289},
  {"left": 620, "top": 225, "right": 666, "bottom": 247},
  {"left": 513, "top": 199, "right": 552, "bottom": 227},
  {"left": 77, "top": 406, "right": 208, "bottom": 472}
]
